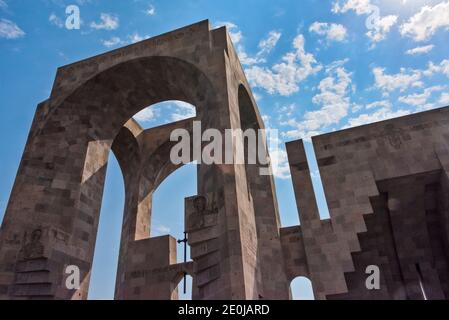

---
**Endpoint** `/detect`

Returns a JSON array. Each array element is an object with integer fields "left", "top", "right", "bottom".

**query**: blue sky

[{"left": 1, "top": 0, "right": 449, "bottom": 300}]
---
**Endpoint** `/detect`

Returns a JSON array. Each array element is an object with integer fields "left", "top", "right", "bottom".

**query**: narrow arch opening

[
  {"left": 88, "top": 98, "right": 197, "bottom": 300},
  {"left": 151, "top": 163, "right": 197, "bottom": 300},
  {"left": 151, "top": 162, "right": 196, "bottom": 264},
  {"left": 238, "top": 85, "right": 263, "bottom": 201},
  {"left": 290, "top": 276, "right": 315, "bottom": 300},
  {"left": 304, "top": 142, "right": 330, "bottom": 220},
  {"left": 88, "top": 152, "right": 125, "bottom": 300}
]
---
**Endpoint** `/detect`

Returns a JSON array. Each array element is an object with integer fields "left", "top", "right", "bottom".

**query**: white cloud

[
  {"left": 215, "top": 23, "right": 282, "bottom": 66},
  {"left": 283, "top": 64, "right": 353, "bottom": 140},
  {"left": 257, "top": 31, "right": 282, "bottom": 56},
  {"left": 343, "top": 107, "right": 410, "bottom": 128},
  {"left": 405, "top": 44, "right": 434, "bottom": 55},
  {"left": 0, "top": 19, "right": 25, "bottom": 39},
  {"left": 133, "top": 107, "right": 155, "bottom": 122},
  {"left": 366, "top": 15, "right": 398, "bottom": 44},
  {"left": 400, "top": 1, "right": 449, "bottom": 41},
  {"left": 170, "top": 101, "right": 196, "bottom": 121},
  {"left": 270, "top": 147, "right": 291, "bottom": 179},
  {"left": 0, "top": 0, "right": 7, "bottom": 9},
  {"left": 332, "top": 0, "right": 373, "bottom": 15},
  {"left": 145, "top": 4, "right": 156, "bottom": 16},
  {"left": 366, "top": 100, "right": 392, "bottom": 109},
  {"left": 308, "top": 66, "right": 352, "bottom": 126},
  {"left": 332, "top": 0, "right": 397, "bottom": 44},
  {"left": 309, "top": 22, "right": 348, "bottom": 42},
  {"left": 49, "top": 13, "right": 64, "bottom": 28},
  {"left": 398, "top": 85, "right": 444, "bottom": 106},
  {"left": 217, "top": 21, "right": 242, "bottom": 44},
  {"left": 371, "top": 59, "right": 449, "bottom": 97},
  {"left": 215, "top": 21, "right": 261, "bottom": 65},
  {"left": 261, "top": 127, "right": 292, "bottom": 179},
  {"left": 152, "top": 223, "right": 170, "bottom": 236},
  {"left": 278, "top": 104, "right": 296, "bottom": 118},
  {"left": 137, "top": 100, "right": 196, "bottom": 123},
  {"left": 237, "top": 49, "right": 263, "bottom": 66},
  {"left": 239, "top": 30, "right": 282, "bottom": 65},
  {"left": 90, "top": 13, "right": 119, "bottom": 30},
  {"left": 102, "top": 36, "right": 123, "bottom": 48},
  {"left": 439, "top": 92, "right": 449, "bottom": 105},
  {"left": 101, "top": 33, "right": 151, "bottom": 48},
  {"left": 246, "top": 34, "right": 322, "bottom": 96},
  {"left": 372, "top": 67, "right": 423, "bottom": 93},
  {"left": 352, "top": 104, "right": 363, "bottom": 112},
  {"left": 415, "top": 102, "right": 439, "bottom": 112},
  {"left": 129, "top": 32, "right": 150, "bottom": 43},
  {"left": 424, "top": 59, "right": 449, "bottom": 77}
]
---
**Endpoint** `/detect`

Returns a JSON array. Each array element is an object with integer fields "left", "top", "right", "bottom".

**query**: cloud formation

[
  {"left": 332, "top": 0, "right": 398, "bottom": 45},
  {"left": 372, "top": 67, "right": 423, "bottom": 93},
  {"left": 0, "top": 19, "right": 25, "bottom": 39},
  {"left": 90, "top": 13, "right": 119, "bottom": 30},
  {"left": 309, "top": 22, "right": 348, "bottom": 42},
  {"left": 405, "top": 44, "right": 434, "bottom": 55},
  {"left": 145, "top": 4, "right": 156, "bottom": 16},
  {"left": 246, "top": 34, "right": 322, "bottom": 96},
  {"left": 49, "top": 13, "right": 64, "bottom": 28},
  {"left": 283, "top": 63, "right": 353, "bottom": 140},
  {"left": 400, "top": 1, "right": 449, "bottom": 41}
]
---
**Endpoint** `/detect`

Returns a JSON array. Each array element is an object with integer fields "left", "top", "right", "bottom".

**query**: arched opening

[
  {"left": 56, "top": 56, "right": 213, "bottom": 299},
  {"left": 151, "top": 161, "right": 196, "bottom": 300},
  {"left": 237, "top": 84, "right": 265, "bottom": 201},
  {"left": 290, "top": 276, "right": 315, "bottom": 300},
  {"left": 86, "top": 96, "right": 197, "bottom": 299},
  {"left": 151, "top": 162, "right": 196, "bottom": 264},
  {"left": 88, "top": 152, "right": 125, "bottom": 300}
]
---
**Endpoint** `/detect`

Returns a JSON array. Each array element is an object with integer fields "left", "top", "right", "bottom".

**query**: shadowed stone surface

[{"left": 285, "top": 106, "right": 449, "bottom": 300}]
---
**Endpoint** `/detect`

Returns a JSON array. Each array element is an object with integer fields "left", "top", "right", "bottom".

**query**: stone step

[
  {"left": 190, "top": 238, "right": 219, "bottom": 259},
  {"left": 15, "top": 258, "right": 51, "bottom": 273},
  {"left": 195, "top": 264, "right": 220, "bottom": 288},
  {"left": 188, "top": 225, "right": 220, "bottom": 246},
  {"left": 14, "top": 270, "right": 54, "bottom": 285},
  {"left": 10, "top": 283, "right": 56, "bottom": 297},
  {"left": 194, "top": 251, "right": 220, "bottom": 273}
]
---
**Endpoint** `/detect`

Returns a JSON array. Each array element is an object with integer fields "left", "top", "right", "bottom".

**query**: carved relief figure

[
  {"left": 190, "top": 196, "right": 207, "bottom": 230},
  {"left": 187, "top": 195, "right": 219, "bottom": 231},
  {"left": 19, "top": 229, "right": 45, "bottom": 260},
  {"left": 384, "top": 125, "right": 404, "bottom": 150}
]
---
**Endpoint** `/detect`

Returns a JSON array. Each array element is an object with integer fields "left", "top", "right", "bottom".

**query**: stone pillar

[{"left": 0, "top": 101, "right": 111, "bottom": 299}]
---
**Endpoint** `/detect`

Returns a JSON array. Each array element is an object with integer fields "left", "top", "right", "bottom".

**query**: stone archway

[
  {"left": 0, "top": 20, "right": 290, "bottom": 300},
  {"left": 113, "top": 117, "right": 197, "bottom": 300}
]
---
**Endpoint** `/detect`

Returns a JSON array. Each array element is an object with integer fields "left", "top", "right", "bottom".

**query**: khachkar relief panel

[
  {"left": 19, "top": 229, "right": 46, "bottom": 261},
  {"left": 7, "top": 226, "right": 76, "bottom": 298},
  {"left": 186, "top": 195, "right": 219, "bottom": 232},
  {"left": 185, "top": 192, "right": 221, "bottom": 297},
  {"left": 11, "top": 226, "right": 71, "bottom": 263}
]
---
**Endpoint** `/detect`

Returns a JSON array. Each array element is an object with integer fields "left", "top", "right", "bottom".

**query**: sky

[{"left": 1, "top": 0, "right": 449, "bottom": 300}]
